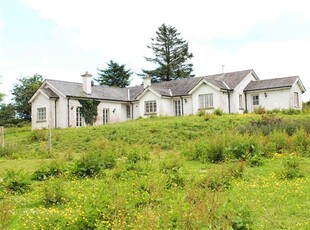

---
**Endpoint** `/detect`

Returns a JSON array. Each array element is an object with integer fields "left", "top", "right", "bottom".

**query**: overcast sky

[{"left": 1, "top": 0, "right": 310, "bottom": 103}]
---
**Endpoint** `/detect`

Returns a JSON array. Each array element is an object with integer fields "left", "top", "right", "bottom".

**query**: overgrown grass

[{"left": 1, "top": 114, "right": 310, "bottom": 229}]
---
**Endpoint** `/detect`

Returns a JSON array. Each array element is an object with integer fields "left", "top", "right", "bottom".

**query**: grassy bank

[{"left": 1, "top": 114, "right": 310, "bottom": 229}]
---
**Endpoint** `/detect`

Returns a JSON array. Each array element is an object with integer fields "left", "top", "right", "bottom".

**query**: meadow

[{"left": 1, "top": 113, "right": 310, "bottom": 229}]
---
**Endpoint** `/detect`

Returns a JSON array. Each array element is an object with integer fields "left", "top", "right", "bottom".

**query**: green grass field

[{"left": 1, "top": 114, "right": 310, "bottom": 229}]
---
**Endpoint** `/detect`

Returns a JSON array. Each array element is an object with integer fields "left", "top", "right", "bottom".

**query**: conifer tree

[
  {"left": 142, "top": 24, "right": 194, "bottom": 82},
  {"left": 96, "top": 60, "right": 132, "bottom": 87}
]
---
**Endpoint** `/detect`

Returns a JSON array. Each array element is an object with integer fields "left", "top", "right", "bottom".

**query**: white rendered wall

[
  {"left": 31, "top": 93, "right": 52, "bottom": 129},
  {"left": 231, "top": 73, "right": 257, "bottom": 113},
  {"left": 191, "top": 83, "right": 228, "bottom": 113},
  {"left": 138, "top": 91, "right": 161, "bottom": 117}
]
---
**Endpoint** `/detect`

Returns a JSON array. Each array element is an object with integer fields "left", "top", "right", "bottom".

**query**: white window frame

[
  {"left": 173, "top": 100, "right": 182, "bottom": 116},
  {"left": 37, "top": 107, "right": 46, "bottom": 122},
  {"left": 145, "top": 100, "right": 157, "bottom": 114},
  {"left": 126, "top": 104, "right": 131, "bottom": 119},
  {"left": 76, "top": 107, "right": 82, "bottom": 127},
  {"left": 199, "top": 93, "right": 213, "bottom": 109},
  {"left": 239, "top": 94, "right": 243, "bottom": 109},
  {"left": 103, "top": 108, "right": 110, "bottom": 125},
  {"left": 294, "top": 92, "right": 299, "bottom": 108},
  {"left": 252, "top": 95, "right": 259, "bottom": 106}
]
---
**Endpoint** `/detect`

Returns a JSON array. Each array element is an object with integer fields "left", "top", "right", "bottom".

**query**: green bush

[
  {"left": 212, "top": 108, "right": 224, "bottom": 116},
  {"left": 197, "top": 109, "right": 206, "bottom": 117},
  {"left": 280, "top": 156, "right": 303, "bottom": 180},
  {"left": 72, "top": 151, "right": 115, "bottom": 177},
  {"left": 207, "top": 138, "right": 226, "bottom": 163},
  {"left": 30, "top": 129, "right": 47, "bottom": 141},
  {"left": 292, "top": 129, "right": 309, "bottom": 155},
  {"left": 1, "top": 170, "right": 31, "bottom": 194},
  {"left": 32, "top": 160, "right": 66, "bottom": 181},
  {"left": 43, "top": 180, "right": 68, "bottom": 207}
]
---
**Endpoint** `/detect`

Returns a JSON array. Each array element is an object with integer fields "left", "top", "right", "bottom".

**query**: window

[
  {"left": 294, "top": 92, "right": 299, "bottom": 107},
  {"left": 76, "top": 107, "right": 82, "bottom": 127},
  {"left": 37, "top": 107, "right": 46, "bottom": 122},
  {"left": 174, "top": 100, "right": 182, "bottom": 116},
  {"left": 145, "top": 100, "right": 157, "bottom": 114},
  {"left": 252, "top": 95, "right": 259, "bottom": 106},
  {"left": 239, "top": 94, "right": 243, "bottom": 109},
  {"left": 199, "top": 94, "right": 213, "bottom": 108},
  {"left": 103, "top": 109, "right": 110, "bottom": 124},
  {"left": 126, "top": 105, "right": 131, "bottom": 118}
]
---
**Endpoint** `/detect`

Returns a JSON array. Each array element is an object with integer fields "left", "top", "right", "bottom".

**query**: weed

[
  {"left": 1, "top": 169, "right": 31, "bottom": 194},
  {"left": 280, "top": 156, "right": 303, "bottom": 180},
  {"left": 254, "top": 106, "right": 266, "bottom": 114},
  {"left": 0, "top": 198, "right": 15, "bottom": 229},
  {"left": 43, "top": 180, "right": 68, "bottom": 207},
  {"left": 213, "top": 108, "right": 224, "bottom": 116}
]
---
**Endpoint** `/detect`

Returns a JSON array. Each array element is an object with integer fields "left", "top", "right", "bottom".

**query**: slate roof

[
  {"left": 202, "top": 69, "right": 256, "bottom": 89},
  {"left": 244, "top": 76, "right": 304, "bottom": 92},
  {"left": 41, "top": 88, "right": 59, "bottom": 99},
  {"left": 42, "top": 69, "right": 256, "bottom": 101}
]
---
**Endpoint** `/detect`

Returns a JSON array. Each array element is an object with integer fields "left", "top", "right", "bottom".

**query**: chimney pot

[
  {"left": 81, "top": 71, "right": 92, "bottom": 94},
  {"left": 143, "top": 76, "right": 151, "bottom": 88}
]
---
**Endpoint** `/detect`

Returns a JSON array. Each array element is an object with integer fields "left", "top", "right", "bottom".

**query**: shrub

[
  {"left": 280, "top": 156, "right": 303, "bottom": 180},
  {"left": 281, "top": 108, "right": 302, "bottom": 115},
  {"left": 212, "top": 108, "right": 223, "bottom": 116},
  {"left": 229, "top": 206, "right": 253, "bottom": 230},
  {"left": 160, "top": 155, "right": 184, "bottom": 188},
  {"left": 204, "top": 113, "right": 212, "bottom": 121},
  {"left": 43, "top": 180, "right": 68, "bottom": 207},
  {"left": 197, "top": 109, "right": 206, "bottom": 117},
  {"left": 72, "top": 151, "right": 115, "bottom": 177},
  {"left": 292, "top": 129, "right": 309, "bottom": 155},
  {"left": 253, "top": 106, "right": 266, "bottom": 114},
  {"left": 268, "top": 130, "right": 289, "bottom": 153},
  {"left": 30, "top": 129, "right": 47, "bottom": 141},
  {"left": 1, "top": 169, "right": 31, "bottom": 194},
  {"left": 32, "top": 160, "right": 65, "bottom": 181},
  {"left": 207, "top": 138, "right": 226, "bottom": 163}
]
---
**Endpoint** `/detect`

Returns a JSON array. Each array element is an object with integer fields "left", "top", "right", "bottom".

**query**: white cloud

[{"left": 15, "top": 0, "right": 310, "bottom": 102}]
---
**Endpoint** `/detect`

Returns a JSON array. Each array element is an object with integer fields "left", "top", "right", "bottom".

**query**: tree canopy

[
  {"left": 12, "top": 74, "right": 43, "bottom": 120},
  {"left": 142, "top": 23, "right": 194, "bottom": 82},
  {"left": 0, "top": 79, "right": 4, "bottom": 102},
  {"left": 96, "top": 60, "right": 132, "bottom": 87}
]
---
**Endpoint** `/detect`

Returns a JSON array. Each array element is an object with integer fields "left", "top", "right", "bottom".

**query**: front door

[
  {"left": 174, "top": 100, "right": 182, "bottom": 116},
  {"left": 103, "top": 108, "right": 110, "bottom": 124}
]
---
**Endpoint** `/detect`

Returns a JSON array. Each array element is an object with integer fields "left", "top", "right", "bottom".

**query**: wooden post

[
  {"left": 48, "top": 125, "right": 52, "bottom": 153},
  {"left": 1, "top": 126, "right": 4, "bottom": 148}
]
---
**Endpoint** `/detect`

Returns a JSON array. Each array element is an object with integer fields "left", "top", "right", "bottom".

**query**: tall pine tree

[
  {"left": 96, "top": 60, "right": 132, "bottom": 87},
  {"left": 142, "top": 24, "right": 194, "bottom": 82}
]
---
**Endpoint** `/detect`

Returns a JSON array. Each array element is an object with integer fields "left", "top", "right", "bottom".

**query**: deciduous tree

[
  {"left": 142, "top": 24, "right": 194, "bottom": 82},
  {"left": 12, "top": 74, "right": 43, "bottom": 120}
]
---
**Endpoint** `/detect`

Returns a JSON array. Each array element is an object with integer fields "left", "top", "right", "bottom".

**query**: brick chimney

[
  {"left": 81, "top": 71, "right": 92, "bottom": 94},
  {"left": 143, "top": 76, "right": 151, "bottom": 88}
]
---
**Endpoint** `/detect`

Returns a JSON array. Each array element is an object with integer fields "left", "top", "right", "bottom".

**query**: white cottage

[{"left": 29, "top": 69, "right": 306, "bottom": 129}]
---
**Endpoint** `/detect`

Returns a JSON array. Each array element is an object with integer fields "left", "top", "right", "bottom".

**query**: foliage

[
  {"left": 280, "top": 156, "right": 303, "bottom": 180},
  {"left": 0, "top": 198, "right": 15, "bottom": 229},
  {"left": 43, "top": 180, "right": 68, "bottom": 207},
  {"left": 2, "top": 114, "right": 310, "bottom": 229},
  {"left": 212, "top": 108, "right": 224, "bottom": 116},
  {"left": 197, "top": 109, "right": 205, "bottom": 116},
  {"left": 96, "top": 60, "right": 132, "bottom": 87},
  {"left": 253, "top": 106, "right": 266, "bottom": 114},
  {"left": 32, "top": 160, "right": 65, "bottom": 181},
  {"left": 72, "top": 151, "right": 115, "bottom": 177},
  {"left": 1, "top": 169, "right": 31, "bottom": 194},
  {"left": 78, "top": 99, "right": 100, "bottom": 126},
  {"left": 0, "top": 79, "right": 4, "bottom": 103},
  {"left": 0, "top": 103, "right": 17, "bottom": 126},
  {"left": 12, "top": 74, "right": 43, "bottom": 120},
  {"left": 142, "top": 23, "right": 194, "bottom": 82}
]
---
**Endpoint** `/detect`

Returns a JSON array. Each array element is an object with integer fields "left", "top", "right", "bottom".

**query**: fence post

[
  {"left": 48, "top": 125, "right": 52, "bottom": 153},
  {"left": 1, "top": 126, "right": 4, "bottom": 148}
]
